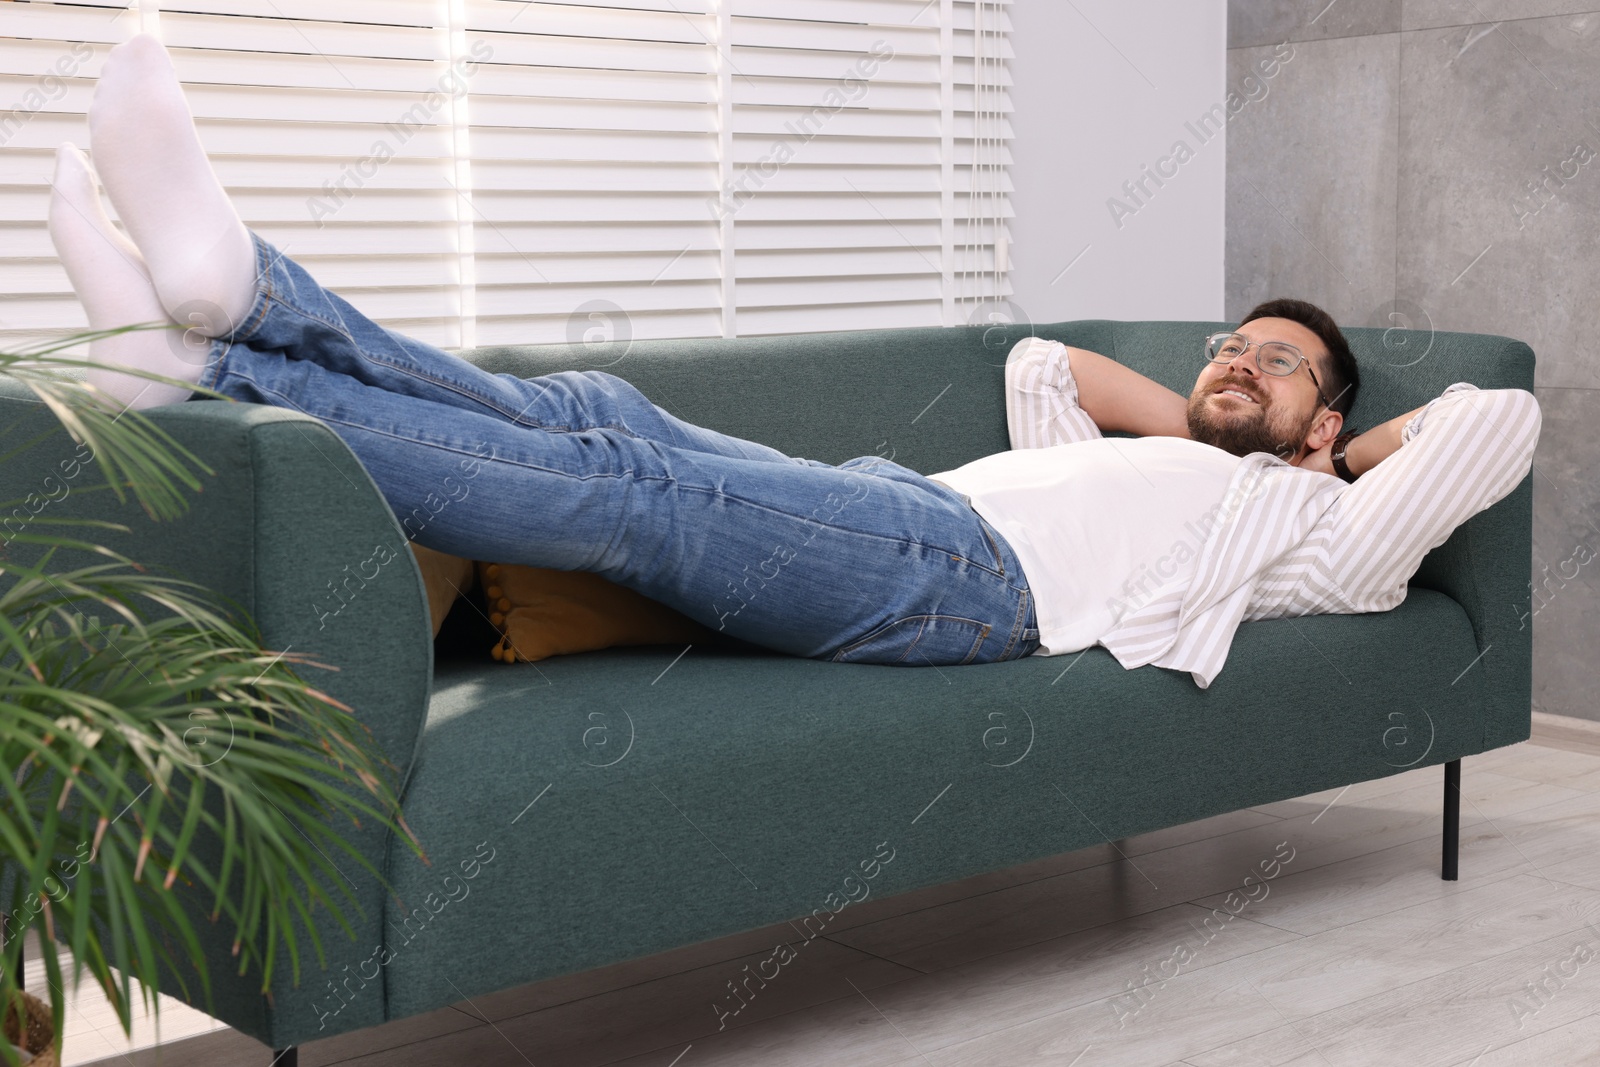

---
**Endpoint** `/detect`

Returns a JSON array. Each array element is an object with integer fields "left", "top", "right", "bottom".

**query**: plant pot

[{"left": 2, "top": 990, "right": 57, "bottom": 1067}]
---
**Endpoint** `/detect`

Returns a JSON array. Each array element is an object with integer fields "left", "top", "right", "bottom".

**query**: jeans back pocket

[{"left": 829, "top": 614, "right": 994, "bottom": 666}]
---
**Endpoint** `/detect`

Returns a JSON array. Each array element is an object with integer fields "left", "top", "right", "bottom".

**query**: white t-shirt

[{"left": 928, "top": 436, "right": 1245, "bottom": 655}]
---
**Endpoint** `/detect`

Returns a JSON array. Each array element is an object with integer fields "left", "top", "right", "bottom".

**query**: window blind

[
  {"left": 1, "top": 0, "right": 137, "bottom": 355},
  {"left": 463, "top": 0, "right": 724, "bottom": 347},
  {"left": 0, "top": 0, "right": 1011, "bottom": 355}
]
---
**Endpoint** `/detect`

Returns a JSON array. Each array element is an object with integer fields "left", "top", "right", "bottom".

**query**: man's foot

[
  {"left": 87, "top": 33, "right": 256, "bottom": 340},
  {"left": 48, "top": 143, "right": 205, "bottom": 410}
]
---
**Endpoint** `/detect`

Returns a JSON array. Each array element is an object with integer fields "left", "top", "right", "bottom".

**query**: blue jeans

[{"left": 194, "top": 233, "right": 1041, "bottom": 665}]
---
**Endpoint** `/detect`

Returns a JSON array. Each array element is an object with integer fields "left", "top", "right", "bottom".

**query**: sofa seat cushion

[{"left": 380, "top": 587, "right": 1487, "bottom": 1021}]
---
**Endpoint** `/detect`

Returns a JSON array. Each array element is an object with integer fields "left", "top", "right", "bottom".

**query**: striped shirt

[{"left": 933, "top": 336, "right": 1542, "bottom": 688}]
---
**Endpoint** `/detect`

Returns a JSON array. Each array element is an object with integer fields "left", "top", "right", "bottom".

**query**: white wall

[{"left": 1008, "top": 0, "right": 1227, "bottom": 325}]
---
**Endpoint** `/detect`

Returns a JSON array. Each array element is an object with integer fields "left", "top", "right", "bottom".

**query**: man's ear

[{"left": 1308, "top": 409, "right": 1344, "bottom": 451}]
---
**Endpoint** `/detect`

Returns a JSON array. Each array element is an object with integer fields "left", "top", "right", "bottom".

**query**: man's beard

[{"left": 1185, "top": 383, "right": 1311, "bottom": 461}]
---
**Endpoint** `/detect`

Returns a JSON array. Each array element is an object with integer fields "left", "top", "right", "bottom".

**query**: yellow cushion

[{"left": 477, "top": 561, "right": 718, "bottom": 663}]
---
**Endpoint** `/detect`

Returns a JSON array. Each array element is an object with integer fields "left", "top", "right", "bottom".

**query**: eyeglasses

[{"left": 1204, "top": 332, "right": 1333, "bottom": 413}]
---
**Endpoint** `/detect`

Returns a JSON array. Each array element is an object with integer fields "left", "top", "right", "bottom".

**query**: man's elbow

[
  {"left": 1440, "top": 385, "right": 1540, "bottom": 435},
  {"left": 1469, "top": 388, "right": 1543, "bottom": 475},
  {"left": 1501, "top": 387, "right": 1542, "bottom": 447}
]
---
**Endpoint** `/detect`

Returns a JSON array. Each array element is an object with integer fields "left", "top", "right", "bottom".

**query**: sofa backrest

[{"left": 463, "top": 319, "right": 1536, "bottom": 475}]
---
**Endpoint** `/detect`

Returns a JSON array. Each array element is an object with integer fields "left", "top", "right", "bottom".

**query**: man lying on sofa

[{"left": 53, "top": 34, "right": 1541, "bottom": 688}]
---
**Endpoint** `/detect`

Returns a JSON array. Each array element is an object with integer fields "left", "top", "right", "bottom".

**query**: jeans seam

[
  {"left": 338, "top": 353, "right": 636, "bottom": 440},
  {"left": 233, "top": 234, "right": 276, "bottom": 342},
  {"left": 197, "top": 337, "right": 231, "bottom": 394},
  {"left": 260, "top": 240, "right": 369, "bottom": 347},
  {"left": 833, "top": 615, "right": 926, "bottom": 663},
  {"left": 238, "top": 370, "right": 600, "bottom": 463},
  {"left": 998, "top": 586, "right": 1029, "bottom": 661},
  {"left": 947, "top": 512, "right": 1007, "bottom": 582},
  {"left": 965, "top": 621, "right": 993, "bottom": 665},
  {"left": 244, "top": 233, "right": 532, "bottom": 427},
  {"left": 198, "top": 239, "right": 276, "bottom": 392},
  {"left": 832, "top": 613, "right": 991, "bottom": 664},
  {"left": 237, "top": 381, "right": 516, "bottom": 470},
  {"left": 227, "top": 403, "right": 977, "bottom": 563},
  {"left": 365, "top": 352, "right": 573, "bottom": 429},
  {"left": 216, "top": 243, "right": 365, "bottom": 385},
  {"left": 977, "top": 517, "right": 1006, "bottom": 579}
]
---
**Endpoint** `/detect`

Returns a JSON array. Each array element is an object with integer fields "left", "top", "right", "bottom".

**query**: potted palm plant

[{"left": 0, "top": 328, "right": 417, "bottom": 1066}]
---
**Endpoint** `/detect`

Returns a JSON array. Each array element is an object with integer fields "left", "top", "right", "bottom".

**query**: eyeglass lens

[{"left": 1209, "top": 335, "right": 1298, "bottom": 375}]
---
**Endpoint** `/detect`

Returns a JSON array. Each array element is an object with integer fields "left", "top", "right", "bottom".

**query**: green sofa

[{"left": 0, "top": 319, "right": 1533, "bottom": 1062}]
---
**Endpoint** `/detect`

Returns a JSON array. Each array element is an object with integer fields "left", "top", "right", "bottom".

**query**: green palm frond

[
  {"left": 0, "top": 333, "right": 419, "bottom": 1065},
  {"left": 0, "top": 325, "right": 234, "bottom": 523}
]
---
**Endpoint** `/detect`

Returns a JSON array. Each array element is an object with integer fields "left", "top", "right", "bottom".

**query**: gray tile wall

[{"left": 1225, "top": 2, "right": 1600, "bottom": 721}]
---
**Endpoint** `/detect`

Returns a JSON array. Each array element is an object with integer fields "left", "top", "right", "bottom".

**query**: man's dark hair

[{"left": 1238, "top": 298, "right": 1360, "bottom": 421}]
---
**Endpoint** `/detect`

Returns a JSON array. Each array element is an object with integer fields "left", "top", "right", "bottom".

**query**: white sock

[
  {"left": 48, "top": 143, "right": 204, "bottom": 411},
  {"left": 87, "top": 33, "right": 256, "bottom": 340}
]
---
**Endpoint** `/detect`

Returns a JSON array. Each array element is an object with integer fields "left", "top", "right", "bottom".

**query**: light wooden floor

[{"left": 46, "top": 734, "right": 1600, "bottom": 1067}]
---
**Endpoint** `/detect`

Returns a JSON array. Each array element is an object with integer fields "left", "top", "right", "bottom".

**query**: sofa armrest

[
  {"left": 1409, "top": 475, "right": 1534, "bottom": 751},
  {"left": 1361, "top": 335, "right": 1537, "bottom": 753},
  {"left": 0, "top": 385, "right": 433, "bottom": 1040}
]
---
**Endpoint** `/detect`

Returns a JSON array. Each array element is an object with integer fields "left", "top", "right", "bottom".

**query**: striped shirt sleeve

[
  {"left": 1299, "top": 383, "right": 1542, "bottom": 613},
  {"left": 1004, "top": 336, "right": 1103, "bottom": 450}
]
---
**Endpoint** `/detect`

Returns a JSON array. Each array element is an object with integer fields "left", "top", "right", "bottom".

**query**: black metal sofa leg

[{"left": 1442, "top": 758, "right": 1461, "bottom": 881}]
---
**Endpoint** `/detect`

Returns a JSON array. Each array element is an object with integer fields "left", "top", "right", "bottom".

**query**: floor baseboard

[{"left": 1531, "top": 710, "right": 1600, "bottom": 757}]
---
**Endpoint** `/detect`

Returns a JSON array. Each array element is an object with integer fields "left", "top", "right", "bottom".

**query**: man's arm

[
  {"left": 1308, "top": 384, "right": 1541, "bottom": 612},
  {"left": 1066, "top": 345, "right": 1191, "bottom": 439},
  {"left": 1004, "top": 337, "right": 1189, "bottom": 449},
  {"left": 1302, "top": 401, "right": 1427, "bottom": 477}
]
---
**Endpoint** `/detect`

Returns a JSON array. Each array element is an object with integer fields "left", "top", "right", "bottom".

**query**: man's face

[{"left": 1186, "top": 317, "right": 1337, "bottom": 462}]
